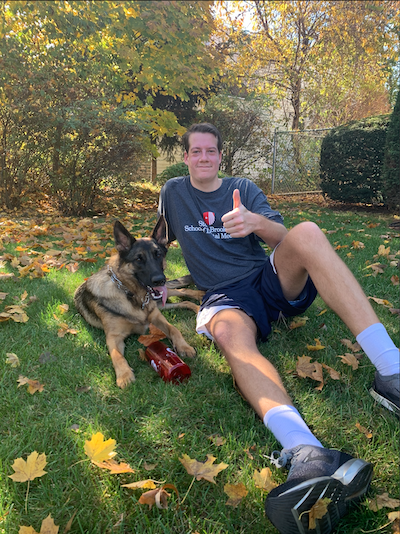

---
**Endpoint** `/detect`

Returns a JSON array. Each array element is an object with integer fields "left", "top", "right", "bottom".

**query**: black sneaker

[
  {"left": 369, "top": 371, "right": 400, "bottom": 416},
  {"left": 264, "top": 444, "right": 373, "bottom": 534}
]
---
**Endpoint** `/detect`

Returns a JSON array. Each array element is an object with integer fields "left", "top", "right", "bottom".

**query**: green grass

[{"left": 0, "top": 194, "right": 399, "bottom": 534}]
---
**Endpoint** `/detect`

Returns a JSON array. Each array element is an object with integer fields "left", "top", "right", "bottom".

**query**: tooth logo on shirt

[{"left": 203, "top": 211, "right": 215, "bottom": 225}]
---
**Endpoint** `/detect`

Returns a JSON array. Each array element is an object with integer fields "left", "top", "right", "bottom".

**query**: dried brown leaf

[
  {"left": 224, "top": 482, "right": 248, "bottom": 507},
  {"left": 253, "top": 467, "right": 278, "bottom": 492},
  {"left": 179, "top": 454, "right": 228, "bottom": 484}
]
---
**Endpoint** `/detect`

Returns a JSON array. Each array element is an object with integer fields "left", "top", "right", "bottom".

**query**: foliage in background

[
  {"left": 196, "top": 93, "right": 273, "bottom": 183},
  {"left": 213, "top": 0, "right": 398, "bottom": 130},
  {"left": 382, "top": 85, "right": 400, "bottom": 210},
  {"left": 0, "top": 1, "right": 220, "bottom": 213},
  {"left": 320, "top": 115, "right": 390, "bottom": 205},
  {"left": 156, "top": 162, "right": 189, "bottom": 186}
]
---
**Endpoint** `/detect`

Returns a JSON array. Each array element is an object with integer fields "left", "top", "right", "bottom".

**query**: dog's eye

[
  {"left": 154, "top": 249, "right": 162, "bottom": 258},
  {"left": 135, "top": 254, "right": 144, "bottom": 263}
]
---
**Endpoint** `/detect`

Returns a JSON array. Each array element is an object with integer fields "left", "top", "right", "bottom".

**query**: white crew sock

[
  {"left": 263, "top": 405, "right": 323, "bottom": 450},
  {"left": 356, "top": 323, "right": 400, "bottom": 376}
]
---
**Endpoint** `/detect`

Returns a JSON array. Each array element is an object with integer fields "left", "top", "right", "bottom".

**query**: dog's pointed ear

[
  {"left": 114, "top": 221, "right": 135, "bottom": 253},
  {"left": 151, "top": 214, "right": 168, "bottom": 247}
]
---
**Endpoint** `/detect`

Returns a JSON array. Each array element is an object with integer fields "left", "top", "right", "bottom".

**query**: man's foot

[
  {"left": 369, "top": 371, "right": 400, "bottom": 416},
  {"left": 265, "top": 444, "right": 373, "bottom": 534}
]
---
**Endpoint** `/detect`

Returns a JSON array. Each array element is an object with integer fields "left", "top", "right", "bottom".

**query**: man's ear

[
  {"left": 151, "top": 214, "right": 168, "bottom": 247},
  {"left": 113, "top": 221, "right": 135, "bottom": 253}
]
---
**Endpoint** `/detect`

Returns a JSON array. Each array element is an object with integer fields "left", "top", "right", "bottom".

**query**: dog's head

[{"left": 113, "top": 216, "right": 168, "bottom": 301}]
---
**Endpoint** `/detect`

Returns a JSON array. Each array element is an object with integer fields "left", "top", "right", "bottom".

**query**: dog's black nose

[{"left": 152, "top": 275, "right": 166, "bottom": 286}]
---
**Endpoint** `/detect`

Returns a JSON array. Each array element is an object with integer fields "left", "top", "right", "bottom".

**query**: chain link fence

[{"left": 271, "top": 128, "right": 333, "bottom": 194}]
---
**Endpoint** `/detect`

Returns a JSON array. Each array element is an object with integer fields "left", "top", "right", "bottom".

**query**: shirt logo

[{"left": 203, "top": 211, "right": 215, "bottom": 225}]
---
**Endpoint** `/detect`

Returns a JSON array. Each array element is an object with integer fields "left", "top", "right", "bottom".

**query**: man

[{"left": 158, "top": 123, "right": 399, "bottom": 534}]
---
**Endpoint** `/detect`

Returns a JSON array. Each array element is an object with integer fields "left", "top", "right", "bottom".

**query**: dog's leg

[
  {"left": 104, "top": 328, "right": 136, "bottom": 388},
  {"left": 148, "top": 308, "right": 196, "bottom": 358},
  {"left": 167, "top": 288, "right": 205, "bottom": 301}
]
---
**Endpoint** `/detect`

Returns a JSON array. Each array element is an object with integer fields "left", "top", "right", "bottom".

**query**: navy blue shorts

[{"left": 199, "top": 260, "right": 317, "bottom": 342}]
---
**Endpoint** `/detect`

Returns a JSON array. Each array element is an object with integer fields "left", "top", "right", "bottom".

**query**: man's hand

[{"left": 221, "top": 189, "right": 252, "bottom": 238}]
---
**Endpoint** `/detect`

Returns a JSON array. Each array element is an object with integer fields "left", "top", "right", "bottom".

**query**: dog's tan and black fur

[{"left": 74, "top": 216, "right": 202, "bottom": 388}]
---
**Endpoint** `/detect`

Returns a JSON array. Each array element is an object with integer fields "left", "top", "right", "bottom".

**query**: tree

[
  {"left": 382, "top": 85, "right": 400, "bottom": 210},
  {"left": 0, "top": 1, "right": 220, "bottom": 212},
  {"left": 214, "top": 1, "right": 399, "bottom": 130}
]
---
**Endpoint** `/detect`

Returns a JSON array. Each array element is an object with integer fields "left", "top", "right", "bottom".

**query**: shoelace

[{"left": 267, "top": 448, "right": 294, "bottom": 469}]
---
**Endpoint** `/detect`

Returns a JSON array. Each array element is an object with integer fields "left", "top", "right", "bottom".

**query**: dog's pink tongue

[{"left": 154, "top": 285, "right": 167, "bottom": 307}]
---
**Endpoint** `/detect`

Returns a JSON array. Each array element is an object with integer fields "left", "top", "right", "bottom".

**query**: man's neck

[{"left": 190, "top": 176, "right": 222, "bottom": 193}]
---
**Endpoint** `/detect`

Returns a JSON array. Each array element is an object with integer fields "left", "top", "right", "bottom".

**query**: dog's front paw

[
  {"left": 175, "top": 342, "right": 196, "bottom": 359},
  {"left": 116, "top": 368, "right": 136, "bottom": 389}
]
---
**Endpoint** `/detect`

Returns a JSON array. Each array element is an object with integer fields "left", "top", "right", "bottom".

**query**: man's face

[{"left": 184, "top": 132, "right": 222, "bottom": 189}]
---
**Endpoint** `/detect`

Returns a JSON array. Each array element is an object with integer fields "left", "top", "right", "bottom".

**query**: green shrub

[
  {"left": 382, "top": 87, "right": 400, "bottom": 210},
  {"left": 156, "top": 162, "right": 189, "bottom": 185},
  {"left": 320, "top": 114, "right": 390, "bottom": 204}
]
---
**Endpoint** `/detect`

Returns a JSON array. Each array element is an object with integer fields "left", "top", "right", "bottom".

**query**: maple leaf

[
  {"left": 296, "top": 356, "right": 324, "bottom": 389},
  {"left": 351, "top": 240, "right": 365, "bottom": 249},
  {"left": 208, "top": 434, "right": 226, "bottom": 446},
  {"left": 368, "top": 492, "right": 400, "bottom": 512},
  {"left": 9, "top": 451, "right": 47, "bottom": 482},
  {"left": 84, "top": 432, "right": 117, "bottom": 463},
  {"left": 19, "top": 514, "right": 59, "bottom": 534},
  {"left": 92, "top": 459, "right": 135, "bottom": 474},
  {"left": 378, "top": 244, "right": 390, "bottom": 256},
  {"left": 17, "top": 376, "right": 45, "bottom": 394},
  {"left": 306, "top": 338, "right": 325, "bottom": 351},
  {"left": 340, "top": 339, "right": 361, "bottom": 352},
  {"left": 391, "top": 275, "right": 399, "bottom": 286},
  {"left": 224, "top": 482, "right": 248, "bottom": 507},
  {"left": 355, "top": 422, "right": 372, "bottom": 439},
  {"left": 57, "top": 323, "right": 78, "bottom": 337},
  {"left": 253, "top": 467, "right": 278, "bottom": 492},
  {"left": 138, "top": 324, "right": 166, "bottom": 346},
  {"left": 337, "top": 353, "right": 359, "bottom": 370},
  {"left": 6, "top": 352, "right": 20, "bottom": 367},
  {"left": 322, "top": 363, "right": 341, "bottom": 380},
  {"left": 179, "top": 454, "right": 228, "bottom": 484}
]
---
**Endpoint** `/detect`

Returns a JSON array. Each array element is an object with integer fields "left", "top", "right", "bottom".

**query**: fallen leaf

[
  {"left": 389, "top": 308, "right": 400, "bottom": 316},
  {"left": 307, "top": 498, "right": 331, "bottom": 529},
  {"left": 9, "top": 451, "right": 47, "bottom": 482},
  {"left": 253, "top": 467, "right": 278, "bottom": 492},
  {"left": 84, "top": 432, "right": 117, "bottom": 463},
  {"left": 306, "top": 338, "right": 325, "bottom": 351},
  {"left": 321, "top": 363, "right": 341, "bottom": 380},
  {"left": 368, "top": 296, "right": 393, "bottom": 308},
  {"left": 355, "top": 422, "right": 372, "bottom": 439},
  {"left": 289, "top": 316, "right": 309, "bottom": 330},
  {"left": 58, "top": 304, "right": 69, "bottom": 314},
  {"left": 224, "top": 482, "right": 248, "bottom": 507},
  {"left": 208, "top": 434, "right": 226, "bottom": 447},
  {"left": 57, "top": 323, "right": 78, "bottom": 337},
  {"left": 391, "top": 275, "right": 399, "bottom": 286},
  {"left": 179, "top": 454, "right": 228, "bottom": 484},
  {"left": 337, "top": 353, "right": 359, "bottom": 370},
  {"left": 296, "top": 356, "right": 324, "bottom": 388},
  {"left": 340, "top": 339, "right": 361, "bottom": 353},
  {"left": 63, "top": 510, "right": 77, "bottom": 533},
  {"left": 368, "top": 493, "right": 400, "bottom": 511},
  {"left": 378, "top": 244, "right": 390, "bottom": 256},
  {"left": 6, "top": 353, "right": 20, "bottom": 367},
  {"left": 92, "top": 459, "right": 135, "bottom": 474},
  {"left": 122, "top": 479, "right": 159, "bottom": 490},
  {"left": 138, "top": 324, "right": 166, "bottom": 346},
  {"left": 143, "top": 462, "right": 157, "bottom": 471},
  {"left": 138, "top": 487, "right": 171, "bottom": 509},
  {"left": 17, "top": 376, "right": 45, "bottom": 394},
  {"left": 351, "top": 240, "right": 365, "bottom": 249}
]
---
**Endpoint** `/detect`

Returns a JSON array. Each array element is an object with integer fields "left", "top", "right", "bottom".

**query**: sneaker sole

[
  {"left": 369, "top": 387, "right": 400, "bottom": 417},
  {"left": 265, "top": 458, "right": 373, "bottom": 534}
]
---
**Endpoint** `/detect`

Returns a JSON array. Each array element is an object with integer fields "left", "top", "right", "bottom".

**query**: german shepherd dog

[{"left": 74, "top": 216, "right": 201, "bottom": 388}]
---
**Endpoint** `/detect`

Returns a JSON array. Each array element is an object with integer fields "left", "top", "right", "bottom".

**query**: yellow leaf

[
  {"left": 19, "top": 527, "right": 38, "bottom": 534},
  {"left": 6, "top": 353, "right": 20, "bottom": 367},
  {"left": 289, "top": 316, "right": 309, "bottom": 329},
  {"left": 355, "top": 422, "right": 372, "bottom": 439},
  {"left": 179, "top": 454, "right": 228, "bottom": 484},
  {"left": 378, "top": 244, "right": 390, "bottom": 256},
  {"left": 122, "top": 479, "right": 159, "bottom": 490},
  {"left": 368, "top": 296, "right": 393, "bottom": 308},
  {"left": 9, "top": 451, "right": 47, "bottom": 482},
  {"left": 38, "top": 514, "right": 59, "bottom": 534},
  {"left": 84, "top": 432, "right": 117, "bottom": 463},
  {"left": 253, "top": 467, "right": 278, "bottom": 492},
  {"left": 17, "top": 376, "right": 45, "bottom": 394},
  {"left": 306, "top": 339, "right": 325, "bottom": 351},
  {"left": 224, "top": 482, "right": 248, "bottom": 507}
]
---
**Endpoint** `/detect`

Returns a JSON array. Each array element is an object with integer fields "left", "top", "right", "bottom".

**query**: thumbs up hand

[{"left": 221, "top": 189, "right": 251, "bottom": 238}]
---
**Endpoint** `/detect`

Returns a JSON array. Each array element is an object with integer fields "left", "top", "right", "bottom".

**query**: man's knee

[{"left": 208, "top": 309, "right": 257, "bottom": 349}]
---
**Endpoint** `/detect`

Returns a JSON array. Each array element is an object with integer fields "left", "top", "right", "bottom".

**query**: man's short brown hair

[{"left": 182, "top": 123, "right": 223, "bottom": 153}]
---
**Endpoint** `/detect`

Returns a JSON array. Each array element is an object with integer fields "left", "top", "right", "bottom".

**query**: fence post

[{"left": 271, "top": 127, "right": 278, "bottom": 194}]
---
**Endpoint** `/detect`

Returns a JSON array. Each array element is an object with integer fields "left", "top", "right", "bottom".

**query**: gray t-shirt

[{"left": 158, "top": 176, "right": 284, "bottom": 291}]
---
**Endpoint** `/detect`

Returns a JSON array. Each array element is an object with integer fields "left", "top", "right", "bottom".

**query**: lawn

[{"left": 0, "top": 186, "right": 399, "bottom": 534}]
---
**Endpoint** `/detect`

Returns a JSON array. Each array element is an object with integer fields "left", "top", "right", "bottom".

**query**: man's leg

[{"left": 274, "top": 221, "right": 399, "bottom": 416}]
